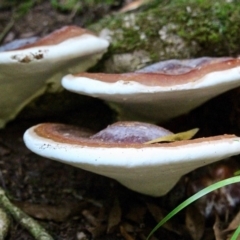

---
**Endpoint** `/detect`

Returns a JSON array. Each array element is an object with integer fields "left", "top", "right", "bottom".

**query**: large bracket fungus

[
  {"left": 0, "top": 25, "right": 109, "bottom": 128},
  {"left": 23, "top": 121, "right": 240, "bottom": 197},
  {"left": 62, "top": 57, "right": 240, "bottom": 122}
]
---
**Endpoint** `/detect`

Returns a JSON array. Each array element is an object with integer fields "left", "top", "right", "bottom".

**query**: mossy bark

[{"left": 89, "top": 0, "right": 240, "bottom": 72}]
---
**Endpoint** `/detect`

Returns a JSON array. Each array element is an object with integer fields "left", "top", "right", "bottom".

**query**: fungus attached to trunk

[
  {"left": 23, "top": 121, "right": 240, "bottom": 196},
  {"left": 62, "top": 57, "right": 240, "bottom": 122},
  {"left": 0, "top": 25, "right": 109, "bottom": 128}
]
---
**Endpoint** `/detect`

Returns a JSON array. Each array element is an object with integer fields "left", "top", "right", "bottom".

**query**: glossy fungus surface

[{"left": 24, "top": 121, "right": 240, "bottom": 196}]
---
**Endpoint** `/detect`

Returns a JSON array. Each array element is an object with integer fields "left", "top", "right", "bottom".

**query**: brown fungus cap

[
  {"left": 62, "top": 57, "right": 240, "bottom": 122},
  {"left": 73, "top": 57, "right": 237, "bottom": 86},
  {"left": 24, "top": 121, "right": 240, "bottom": 196},
  {"left": 16, "top": 26, "right": 93, "bottom": 49}
]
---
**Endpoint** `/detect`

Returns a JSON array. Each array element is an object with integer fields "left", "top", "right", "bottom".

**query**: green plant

[{"left": 147, "top": 176, "right": 240, "bottom": 240}]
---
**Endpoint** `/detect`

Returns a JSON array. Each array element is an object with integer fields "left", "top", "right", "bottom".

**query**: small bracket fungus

[
  {"left": 62, "top": 57, "right": 240, "bottom": 122},
  {"left": 0, "top": 25, "right": 109, "bottom": 128},
  {"left": 23, "top": 121, "right": 240, "bottom": 197}
]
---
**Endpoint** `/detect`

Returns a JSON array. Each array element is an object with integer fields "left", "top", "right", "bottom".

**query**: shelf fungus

[
  {"left": 0, "top": 25, "right": 109, "bottom": 128},
  {"left": 23, "top": 121, "right": 240, "bottom": 197},
  {"left": 62, "top": 57, "right": 240, "bottom": 122}
]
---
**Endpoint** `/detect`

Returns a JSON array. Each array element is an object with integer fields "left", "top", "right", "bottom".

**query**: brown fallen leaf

[
  {"left": 225, "top": 209, "right": 240, "bottom": 231},
  {"left": 86, "top": 224, "right": 107, "bottom": 239},
  {"left": 126, "top": 203, "right": 146, "bottom": 223},
  {"left": 15, "top": 201, "right": 87, "bottom": 222},
  {"left": 120, "top": 225, "right": 135, "bottom": 240},
  {"left": 222, "top": 209, "right": 240, "bottom": 240},
  {"left": 82, "top": 209, "right": 100, "bottom": 227},
  {"left": 107, "top": 198, "right": 121, "bottom": 233},
  {"left": 185, "top": 205, "right": 205, "bottom": 240},
  {"left": 82, "top": 207, "right": 107, "bottom": 238},
  {"left": 213, "top": 215, "right": 226, "bottom": 240},
  {"left": 226, "top": 232, "right": 240, "bottom": 240},
  {"left": 146, "top": 202, "right": 185, "bottom": 236},
  {"left": 146, "top": 202, "right": 165, "bottom": 222},
  {"left": 121, "top": 222, "right": 135, "bottom": 233},
  {"left": 144, "top": 128, "right": 199, "bottom": 144}
]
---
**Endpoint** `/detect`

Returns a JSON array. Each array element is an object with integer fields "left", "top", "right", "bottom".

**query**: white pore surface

[
  {"left": 24, "top": 125, "right": 240, "bottom": 196},
  {"left": 62, "top": 66, "right": 240, "bottom": 122},
  {"left": 0, "top": 34, "right": 109, "bottom": 128}
]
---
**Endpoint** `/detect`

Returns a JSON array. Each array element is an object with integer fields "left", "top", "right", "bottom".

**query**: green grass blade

[
  {"left": 147, "top": 176, "right": 240, "bottom": 240},
  {"left": 231, "top": 224, "right": 240, "bottom": 240},
  {"left": 234, "top": 170, "right": 240, "bottom": 176}
]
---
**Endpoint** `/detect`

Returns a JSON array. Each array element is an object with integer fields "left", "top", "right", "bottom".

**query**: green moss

[
  {"left": 1, "top": 0, "right": 40, "bottom": 16},
  {"left": 89, "top": 0, "right": 240, "bottom": 72},
  {"left": 51, "top": 0, "right": 80, "bottom": 11},
  {"left": 50, "top": 0, "right": 119, "bottom": 12}
]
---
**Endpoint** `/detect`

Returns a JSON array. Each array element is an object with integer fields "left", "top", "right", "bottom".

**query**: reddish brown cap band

[
  {"left": 74, "top": 58, "right": 240, "bottom": 87},
  {"left": 34, "top": 122, "right": 236, "bottom": 148},
  {"left": 17, "top": 26, "right": 94, "bottom": 50}
]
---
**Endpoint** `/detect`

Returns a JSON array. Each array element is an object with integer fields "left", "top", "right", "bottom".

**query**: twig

[
  {"left": 0, "top": 0, "right": 38, "bottom": 44},
  {"left": 0, "top": 207, "right": 10, "bottom": 240},
  {"left": 67, "top": 1, "right": 81, "bottom": 22},
  {"left": 0, "top": 188, "right": 54, "bottom": 240},
  {"left": 0, "top": 19, "right": 14, "bottom": 44}
]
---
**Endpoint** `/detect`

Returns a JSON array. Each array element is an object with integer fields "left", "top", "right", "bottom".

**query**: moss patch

[{"left": 89, "top": 0, "right": 240, "bottom": 72}]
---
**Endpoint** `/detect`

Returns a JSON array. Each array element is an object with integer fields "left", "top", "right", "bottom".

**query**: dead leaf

[
  {"left": 222, "top": 210, "right": 240, "bottom": 240},
  {"left": 82, "top": 207, "right": 107, "bottom": 238},
  {"left": 107, "top": 198, "right": 121, "bottom": 233},
  {"left": 185, "top": 205, "right": 205, "bottom": 240},
  {"left": 225, "top": 209, "right": 240, "bottom": 231},
  {"left": 213, "top": 215, "right": 225, "bottom": 240},
  {"left": 86, "top": 224, "right": 107, "bottom": 239},
  {"left": 121, "top": 222, "right": 135, "bottom": 233},
  {"left": 226, "top": 232, "right": 240, "bottom": 240},
  {"left": 146, "top": 202, "right": 184, "bottom": 235},
  {"left": 120, "top": 225, "right": 135, "bottom": 240},
  {"left": 146, "top": 202, "right": 164, "bottom": 221},
  {"left": 144, "top": 128, "right": 199, "bottom": 144},
  {"left": 82, "top": 209, "right": 99, "bottom": 227},
  {"left": 126, "top": 203, "right": 146, "bottom": 223},
  {"left": 15, "top": 201, "right": 87, "bottom": 222}
]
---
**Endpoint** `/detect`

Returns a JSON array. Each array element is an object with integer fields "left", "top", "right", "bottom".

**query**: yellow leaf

[{"left": 144, "top": 128, "right": 199, "bottom": 144}]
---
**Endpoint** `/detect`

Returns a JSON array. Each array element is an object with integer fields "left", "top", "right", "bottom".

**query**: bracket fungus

[
  {"left": 0, "top": 25, "right": 109, "bottom": 128},
  {"left": 23, "top": 121, "right": 240, "bottom": 197},
  {"left": 62, "top": 57, "right": 240, "bottom": 122}
]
